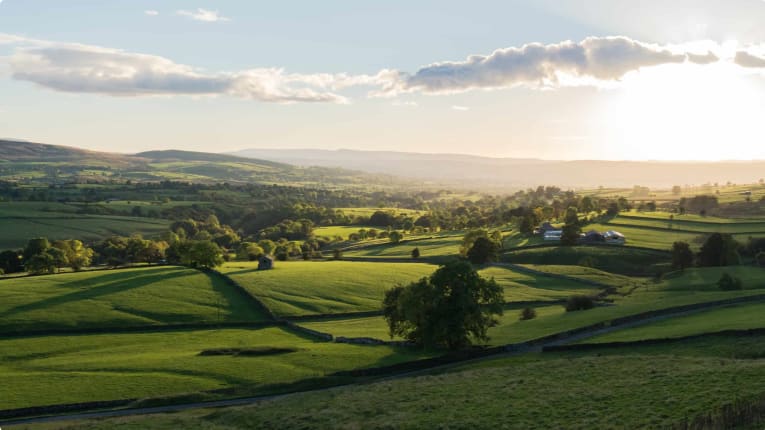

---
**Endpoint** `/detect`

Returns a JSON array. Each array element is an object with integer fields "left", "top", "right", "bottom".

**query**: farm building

[
  {"left": 258, "top": 255, "right": 274, "bottom": 270},
  {"left": 580, "top": 230, "right": 605, "bottom": 243},
  {"left": 543, "top": 230, "right": 563, "bottom": 241},
  {"left": 535, "top": 222, "right": 558, "bottom": 235},
  {"left": 603, "top": 230, "right": 626, "bottom": 245}
]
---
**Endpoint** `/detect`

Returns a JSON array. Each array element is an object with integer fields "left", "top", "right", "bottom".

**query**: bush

[
  {"left": 756, "top": 252, "right": 765, "bottom": 267},
  {"left": 411, "top": 247, "right": 420, "bottom": 259},
  {"left": 519, "top": 307, "right": 537, "bottom": 320},
  {"left": 718, "top": 272, "right": 743, "bottom": 291},
  {"left": 565, "top": 295, "right": 595, "bottom": 312},
  {"left": 275, "top": 252, "right": 288, "bottom": 261},
  {"left": 332, "top": 249, "right": 342, "bottom": 260}
]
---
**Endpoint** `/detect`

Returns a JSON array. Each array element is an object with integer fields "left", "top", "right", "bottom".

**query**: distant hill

[
  {"left": 136, "top": 150, "right": 286, "bottom": 168},
  {"left": 0, "top": 140, "right": 137, "bottom": 166},
  {"left": 0, "top": 140, "right": 403, "bottom": 187},
  {"left": 231, "top": 148, "right": 765, "bottom": 188}
]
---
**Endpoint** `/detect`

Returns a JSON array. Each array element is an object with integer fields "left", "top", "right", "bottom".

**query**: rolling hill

[
  {"left": 231, "top": 148, "right": 765, "bottom": 188},
  {"left": 0, "top": 140, "right": 404, "bottom": 187}
]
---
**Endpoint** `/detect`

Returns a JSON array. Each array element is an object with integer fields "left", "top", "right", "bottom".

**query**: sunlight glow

[{"left": 598, "top": 61, "right": 765, "bottom": 160}]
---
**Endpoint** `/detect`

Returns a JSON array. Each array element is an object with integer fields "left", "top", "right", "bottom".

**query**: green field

[
  {"left": 0, "top": 202, "right": 171, "bottom": 250},
  {"left": 478, "top": 266, "right": 601, "bottom": 302},
  {"left": 0, "top": 266, "right": 266, "bottom": 333},
  {"left": 34, "top": 335, "right": 765, "bottom": 429},
  {"left": 585, "top": 301, "right": 765, "bottom": 343},
  {"left": 334, "top": 207, "right": 426, "bottom": 218},
  {"left": 502, "top": 246, "right": 670, "bottom": 275},
  {"left": 612, "top": 212, "right": 765, "bottom": 234},
  {"left": 0, "top": 327, "right": 431, "bottom": 411},
  {"left": 480, "top": 267, "right": 765, "bottom": 345},
  {"left": 301, "top": 315, "right": 395, "bottom": 340},
  {"left": 514, "top": 264, "right": 644, "bottom": 289},
  {"left": 342, "top": 234, "right": 463, "bottom": 260},
  {"left": 221, "top": 261, "right": 437, "bottom": 317},
  {"left": 313, "top": 225, "right": 378, "bottom": 239}
]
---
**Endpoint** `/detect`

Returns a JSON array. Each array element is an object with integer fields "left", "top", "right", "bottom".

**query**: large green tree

[
  {"left": 671, "top": 241, "right": 694, "bottom": 271},
  {"left": 383, "top": 261, "right": 504, "bottom": 350},
  {"left": 697, "top": 233, "right": 739, "bottom": 267}
]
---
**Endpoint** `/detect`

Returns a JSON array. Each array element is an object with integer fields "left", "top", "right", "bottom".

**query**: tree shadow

[{"left": 1, "top": 268, "right": 195, "bottom": 319}]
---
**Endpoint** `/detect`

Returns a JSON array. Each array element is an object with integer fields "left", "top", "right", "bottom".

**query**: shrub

[
  {"left": 565, "top": 295, "right": 595, "bottom": 312},
  {"left": 275, "top": 252, "right": 288, "bottom": 261},
  {"left": 332, "top": 249, "right": 342, "bottom": 260},
  {"left": 718, "top": 272, "right": 744, "bottom": 291},
  {"left": 519, "top": 307, "right": 537, "bottom": 320},
  {"left": 756, "top": 252, "right": 765, "bottom": 267},
  {"left": 411, "top": 247, "right": 420, "bottom": 259}
]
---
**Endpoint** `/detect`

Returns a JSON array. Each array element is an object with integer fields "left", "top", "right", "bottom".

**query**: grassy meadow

[
  {"left": 502, "top": 246, "right": 670, "bottom": 275},
  {"left": 0, "top": 266, "right": 267, "bottom": 333},
  {"left": 0, "top": 202, "right": 171, "bottom": 250},
  {"left": 342, "top": 234, "right": 463, "bottom": 260},
  {"left": 29, "top": 335, "right": 765, "bottom": 429},
  {"left": 221, "top": 261, "right": 437, "bottom": 317},
  {"left": 585, "top": 301, "right": 765, "bottom": 343},
  {"left": 0, "top": 327, "right": 432, "bottom": 411}
]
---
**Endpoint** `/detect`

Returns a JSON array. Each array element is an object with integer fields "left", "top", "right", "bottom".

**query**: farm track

[{"left": 5, "top": 291, "right": 765, "bottom": 426}]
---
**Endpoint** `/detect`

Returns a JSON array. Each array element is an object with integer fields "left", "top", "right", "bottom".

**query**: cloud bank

[
  {"left": 382, "top": 36, "right": 721, "bottom": 95},
  {"left": 1, "top": 34, "right": 765, "bottom": 103}
]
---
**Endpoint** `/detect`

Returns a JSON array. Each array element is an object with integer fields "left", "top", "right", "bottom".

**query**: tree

[
  {"left": 466, "top": 236, "right": 499, "bottom": 264},
  {"left": 672, "top": 185, "right": 682, "bottom": 195},
  {"left": 671, "top": 241, "right": 694, "bottom": 271},
  {"left": 382, "top": 261, "right": 504, "bottom": 350},
  {"left": 53, "top": 240, "right": 94, "bottom": 271},
  {"left": 23, "top": 237, "right": 51, "bottom": 261},
  {"left": 411, "top": 247, "right": 420, "bottom": 259},
  {"left": 560, "top": 207, "right": 581, "bottom": 246},
  {"left": 717, "top": 272, "right": 743, "bottom": 291},
  {"left": 180, "top": 240, "right": 224, "bottom": 269},
  {"left": 698, "top": 233, "right": 739, "bottom": 267},
  {"left": 0, "top": 250, "right": 23, "bottom": 274},
  {"left": 389, "top": 230, "right": 403, "bottom": 243},
  {"left": 25, "top": 252, "right": 56, "bottom": 275}
]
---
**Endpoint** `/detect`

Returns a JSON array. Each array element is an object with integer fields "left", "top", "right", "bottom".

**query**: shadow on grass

[{"left": 0, "top": 268, "right": 195, "bottom": 319}]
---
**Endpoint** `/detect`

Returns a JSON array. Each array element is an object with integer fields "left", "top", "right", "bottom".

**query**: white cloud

[
  {"left": 391, "top": 100, "right": 418, "bottom": 107},
  {"left": 144, "top": 10, "right": 159, "bottom": 16},
  {"left": 379, "top": 36, "right": 725, "bottom": 96},
  {"left": 2, "top": 33, "right": 765, "bottom": 105},
  {"left": 734, "top": 50, "right": 765, "bottom": 68},
  {"left": 451, "top": 105, "right": 470, "bottom": 111},
  {"left": 177, "top": 8, "right": 229, "bottom": 22},
  {"left": 1, "top": 34, "right": 361, "bottom": 103}
]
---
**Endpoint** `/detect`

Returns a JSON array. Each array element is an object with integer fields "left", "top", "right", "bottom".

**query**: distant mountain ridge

[
  {"left": 0, "top": 140, "right": 400, "bottom": 187},
  {"left": 231, "top": 148, "right": 765, "bottom": 188}
]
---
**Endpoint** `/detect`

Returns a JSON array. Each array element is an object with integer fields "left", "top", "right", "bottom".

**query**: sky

[{"left": 2, "top": 0, "right": 765, "bottom": 161}]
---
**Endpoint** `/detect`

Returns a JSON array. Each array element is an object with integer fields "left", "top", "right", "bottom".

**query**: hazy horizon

[{"left": 3, "top": 1, "right": 765, "bottom": 161}]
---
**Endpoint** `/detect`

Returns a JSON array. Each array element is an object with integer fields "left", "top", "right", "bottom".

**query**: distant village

[{"left": 535, "top": 222, "right": 626, "bottom": 245}]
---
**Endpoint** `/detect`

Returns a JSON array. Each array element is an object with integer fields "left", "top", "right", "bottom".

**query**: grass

[
  {"left": 610, "top": 212, "right": 765, "bottom": 234},
  {"left": 313, "top": 225, "right": 378, "bottom": 239},
  {"left": 482, "top": 266, "right": 765, "bottom": 345},
  {"left": 0, "top": 327, "right": 432, "bottom": 411},
  {"left": 342, "top": 234, "right": 463, "bottom": 260},
  {"left": 502, "top": 246, "right": 670, "bottom": 276},
  {"left": 221, "top": 261, "right": 437, "bottom": 317},
  {"left": 478, "top": 266, "right": 601, "bottom": 302},
  {"left": 30, "top": 335, "right": 765, "bottom": 429},
  {"left": 0, "top": 266, "right": 267, "bottom": 333},
  {"left": 0, "top": 202, "right": 170, "bottom": 250},
  {"left": 653, "top": 266, "right": 765, "bottom": 292},
  {"left": 334, "top": 207, "right": 426, "bottom": 218},
  {"left": 585, "top": 301, "right": 765, "bottom": 343},
  {"left": 515, "top": 264, "right": 645, "bottom": 289},
  {"left": 301, "top": 316, "right": 395, "bottom": 340}
]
